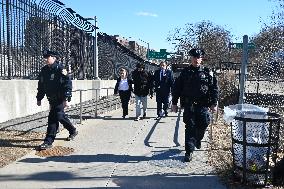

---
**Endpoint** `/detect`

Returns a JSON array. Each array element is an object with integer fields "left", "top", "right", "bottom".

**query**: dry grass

[
  {"left": 208, "top": 115, "right": 284, "bottom": 189},
  {"left": 35, "top": 146, "right": 74, "bottom": 157},
  {"left": 0, "top": 130, "right": 44, "bottom": 168}
]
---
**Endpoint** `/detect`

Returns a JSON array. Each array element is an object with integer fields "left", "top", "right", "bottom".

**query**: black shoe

[
  {"left": 66, "top": 130, "right": 78, "bottom": 141},
  {"left": 184, "top": 152, "right": 193, "bottom": 162},
  {"left": 164, "top": 111, "right": 168, "bottom": 117},
  {"left": 196, "top": 140, "right": 201, "bottom": 149},
  {"left": 142, "top": 113, "right": 146, "bottom": 119},
  {"left": 38, "top": 142, "right": 52, "bottom": 150},
  {"left": 155, "top": 115, "right": 161, "bottom": 120}
]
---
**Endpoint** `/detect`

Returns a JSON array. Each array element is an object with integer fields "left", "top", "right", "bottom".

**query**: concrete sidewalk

[{"left": 0, "top": 97, "right": 227, "bottom": 189}]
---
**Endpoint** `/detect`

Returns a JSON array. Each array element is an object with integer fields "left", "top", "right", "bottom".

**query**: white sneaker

[{"left": 134, "top": 117, "right": 140, "bottom": 121}]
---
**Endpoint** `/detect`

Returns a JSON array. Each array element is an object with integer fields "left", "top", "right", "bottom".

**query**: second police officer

[
  {"left": 36, "top": 50, "right": 78, "bottom": 150},
  {"left": 171, "top": 48, "right": 219, "bottom": 162}
]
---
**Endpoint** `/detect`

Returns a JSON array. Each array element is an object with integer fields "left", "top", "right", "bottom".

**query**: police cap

[
  {"left": 42, "top": 49, "right": 59, "bottom": 58},
  {"left": 189, "top": 48, "right": 205, "bottom": 58}
]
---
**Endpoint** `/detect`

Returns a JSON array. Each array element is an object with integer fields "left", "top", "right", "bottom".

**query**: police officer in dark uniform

[
  {"left": 171, "top": 48, "right": 218, "bottom": 162},
  {"left": 36, "top": 49, "right": 78, "bottom": 150}
]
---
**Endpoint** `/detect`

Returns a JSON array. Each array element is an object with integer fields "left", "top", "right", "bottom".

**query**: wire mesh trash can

[{"left": 224, "top": 104, "right": 281, "bottom": 187}]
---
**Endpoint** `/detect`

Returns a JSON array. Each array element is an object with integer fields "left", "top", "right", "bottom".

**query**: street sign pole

[
  {"left": 239, "top": 35, "right": 248, "bottom": 104},
  {"left": 147, "top": 43, "right": 150, "bottom": 61}
]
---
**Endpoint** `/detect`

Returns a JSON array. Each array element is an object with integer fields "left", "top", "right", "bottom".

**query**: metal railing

[
  {"left": 70, "top": 87, "right": 133, "bottom": 124},
  {"left": 72, "top": 87, "right": 112, "bottom": 124}
]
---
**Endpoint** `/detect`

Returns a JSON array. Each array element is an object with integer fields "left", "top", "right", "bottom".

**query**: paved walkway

[{"left": 0, "top": 97, "right": 227, "bottom": 189}]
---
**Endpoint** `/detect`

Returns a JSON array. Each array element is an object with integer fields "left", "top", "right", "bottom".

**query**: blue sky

[{"left": 58, "top": 0, "right": 278, "bottom": 52}]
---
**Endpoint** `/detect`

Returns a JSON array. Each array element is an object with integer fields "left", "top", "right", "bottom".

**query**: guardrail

[
  {"left": 72, "top": 87, "right": 116, "bottom": 124},
  {"left": 70, "top": 87, "right": 135, "bottom": 124}
]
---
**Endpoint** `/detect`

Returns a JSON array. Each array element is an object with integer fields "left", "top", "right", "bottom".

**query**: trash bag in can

[{"left": 224, "top": 104, "right": 281, "bottom": 186}]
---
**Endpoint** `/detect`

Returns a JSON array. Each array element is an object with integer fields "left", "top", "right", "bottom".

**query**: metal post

[
  {"left": 139, "top": 38, "right": 149, "bottom": 61},
  {"left": 209, "top": 113, "right": 213, "bottom": 145},
  {"left": 95, "top": 89, "right": 98, "bottom": 117},
  {"left": 93, "top": 16, "right": 100, "bottom": 80},
  {"left": 79, "top": 90, "right": 82, "bottom": 124},
  {"left": 147, "top": 42, "right": 150, "bottom": 61},
  {"left": 6, "top": 0, "right": 11, "bottom": 79},
  {"left": 106, "top": 88, "right": 109, "bottom": 111},
  {"left": 238, "top": 35, "right": 248, "bottom": 104}
]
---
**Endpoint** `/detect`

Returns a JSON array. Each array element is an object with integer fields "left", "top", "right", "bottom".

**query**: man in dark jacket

[
  {"left": 153, "top": 61, "right": 174, "bottom": 118},
  {"left": 171, "top": 48, "right": 218, "bottom": 162},
  {"left": 132, "top": 63, "right": 153, "bottom": 121},
  {"left": 36, "top": 50, "right": 78, "bottom": 150}
]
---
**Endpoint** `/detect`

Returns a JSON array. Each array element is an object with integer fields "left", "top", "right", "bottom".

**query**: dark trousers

[
  {"left": 183, "top": 105, "right": 210, "bottom": 154},
  {"left": 44, "top": 102, "right": 76, "bottom": 144},
  {"left": 156, "top": 93, "right": 169, "bottom": 116},
  {"left": 119, "top": 90, "right": 131, "bottom": 116}
]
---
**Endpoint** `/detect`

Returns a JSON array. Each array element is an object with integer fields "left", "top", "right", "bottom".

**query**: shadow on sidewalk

[
  {"left": 19, "top": 148, "right": 184, "bottom": 164},
  {"left": 0, "top": 171, "right": 224, "bottom": 189}
]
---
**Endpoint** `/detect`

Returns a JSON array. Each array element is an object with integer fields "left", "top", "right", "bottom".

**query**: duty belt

[
  {"left": 184, "top": 98, "right": 206, "bottom": 107},
  {"left": 47, "top": 93, "right": 62, "bottom": 101}
]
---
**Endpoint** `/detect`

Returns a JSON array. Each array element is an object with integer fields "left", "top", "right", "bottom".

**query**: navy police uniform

[
  {"left": 36, "top": 50, "right": 77, "bottom": 149},
  {"left": 172, "top": 48, "right": 218, "bottom": 160}
]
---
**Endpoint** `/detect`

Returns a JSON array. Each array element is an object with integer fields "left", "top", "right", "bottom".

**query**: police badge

[
  {"left": 50, "top": 73, "right": 54, "bottom": 80},
  {"left": 62, "top": 69, "right": 67, "bottom": 76},
  {"left": 200, "top": 73, "right": 206, "bottom": 79}
]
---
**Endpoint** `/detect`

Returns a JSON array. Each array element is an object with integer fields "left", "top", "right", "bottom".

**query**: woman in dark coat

[{"left": 114, "top": 68, "right": 133, "bottom": 118}]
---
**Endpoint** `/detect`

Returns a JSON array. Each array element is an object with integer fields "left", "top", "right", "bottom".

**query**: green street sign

[
  {"left": 229, "top": 42, "right": 255, "bottom": 49},
  {"left": 148, "top": 49, "right": 168, "bottom": 59}
]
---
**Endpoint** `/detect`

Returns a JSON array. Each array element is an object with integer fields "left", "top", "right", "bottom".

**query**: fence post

[
  {"left": 6, "top": 0, "right": 11, "bottom": 79},
  {"left": 106, "top": 88, "right": 109, "bottom": 112},
  {"left": 95, "top": 89, "right": 98, "bottom": 117}
]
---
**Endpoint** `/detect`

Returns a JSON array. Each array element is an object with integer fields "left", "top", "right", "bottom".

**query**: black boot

[
  {"left": 38, "top": 142, "right": 52, "bottom": 150},
  {"left": 195, "top": 140, "right": 201, "bottom": 149},
  {"left": 66, "top": 130, "right": 78, "bottom": 141},
  {"left": 184, "top": 152, "right": 193, "bottom": 162}
]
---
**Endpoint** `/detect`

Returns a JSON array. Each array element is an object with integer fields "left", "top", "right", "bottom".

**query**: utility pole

[
  {"left": 147, "top": 42, "right": 150, "bottom": 61},
  {"left": 139, "top": 38, "right": 150, "bottom": 61},
  {"left": 85, "top": 16, "right": 100, "bottom": 79},
  {"left": 93, "top": 16, "right": 100, "bottom": 80}
]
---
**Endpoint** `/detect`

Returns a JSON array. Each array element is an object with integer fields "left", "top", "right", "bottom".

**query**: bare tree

[
  {"left": 249, "top": 0, "right": 284, "bottom": 79},
  {"left": 167, "top": 20, "right": 232, "bottom": 67}
]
